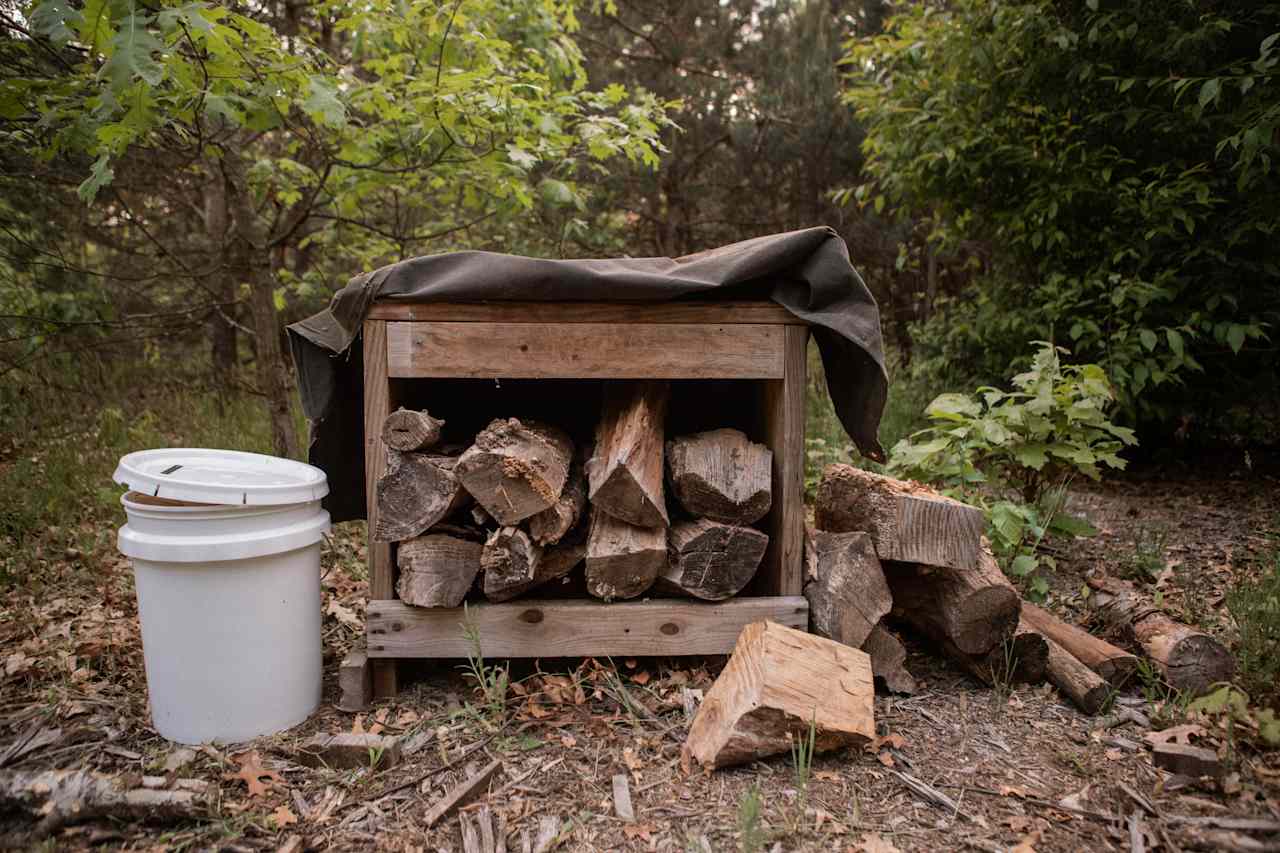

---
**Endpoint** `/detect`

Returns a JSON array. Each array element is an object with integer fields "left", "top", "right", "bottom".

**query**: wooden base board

[{"left": 365, "top": 597, "right": 808, "bottom": 659}]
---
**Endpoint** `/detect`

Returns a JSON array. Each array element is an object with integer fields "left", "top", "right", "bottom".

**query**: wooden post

[
  {"left": 362, "top": 319, "right": 398, "bottom": 699},
  {"left": 759, "top": 325, "right": 807, "bottom": 596}
]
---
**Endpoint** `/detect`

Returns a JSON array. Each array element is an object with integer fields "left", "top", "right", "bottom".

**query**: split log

[
  {"left": 528, "top": 447, "right": 588, "bottom": 546},
  {"left": 584, "top": 509, "right": 666, "bottom": 601},
  {"left": 0, "top": 769, "right": 212, "bottom": 837},
  {"left": 397, "top": 534, "right": 483, "bottom": 608},
  {"left": 883, "top": 545, "right": 1021, "bottom": 656},
  {"left": 484, "top": 530, "right": 586, "bottom": 603},
  {"left": 666, "top": 428, "right": 772, "bottom": 525},
  {"left": 481, "top": 527, "right": 542, "bottom": 598},
  {"left": 1087, "top": 575, "right": 1233, "bottom": 694},
  {"left": 803, "top": 530, "right": 892, "bottom": 649},
  {"left": 815, "top": 464, "right": 984, "bottom": 570},
  {"left": 298, "top": 733, "right": 402, "bottom": 770},
  {"left": 587, "top": 380, "right": 670, "bottom": 528},
  {"left": 655, "top": 519, "right": 768, "bottom": 601},
  {"left": 862, "top": 622, "right": 917, "bottom": 695},
  {"left": 1021, "top": 601, "right": 1138, "bottom": 687},
  {"left": 943, "top": 619, "right": 1048, "bottom": 687},
  {"left": 381, "top": 408, "right": 444, "bottom": 451},
  {"left": 374, "top": 451, "right": 466, "bottom": 542},
  {"left": 684, "top": 620, "right": 875, "bottom": 769},
  {"left": 455, "top": 418, "right": 574, "bottom": 526},
  {"left": 1043, "top": 632, "right": 1111, "bottom": 715}
]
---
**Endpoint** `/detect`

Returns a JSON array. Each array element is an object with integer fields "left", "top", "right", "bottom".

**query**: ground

[{"left": 1, "top": 459, "right": 1278, "bottom": 852}]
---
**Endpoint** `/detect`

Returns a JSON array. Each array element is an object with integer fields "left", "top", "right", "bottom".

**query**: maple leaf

[
  {"left": 225, "top": 750, "right": 283, "bottom": 798},
  {"left": 270, "top": 804, "right": 298, "bottom": 828}
]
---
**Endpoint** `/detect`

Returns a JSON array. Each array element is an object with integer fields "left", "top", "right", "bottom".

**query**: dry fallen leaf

[
  {"left": 850, "top": 833, "right": 901, "bottom": 853},
  {"left": 1104, "top": 748, "right": 1124, "bottom": 761},
  {"left": 622, "top": 823, "right": 655, "bottom": 842},
  {"left": 270, "top": 804, "right": 298, "bottom": 828},
  {"left": 1011, "top": 830, "right": 1041, "bottom": 853},
  {"left": 999, "top": 785, "right": 1029, "bottom": 798},
  {"left": 631, "top": 670, "right": 651, "bottom": 685},
  {"left": 815, "top": 770, "right": 842, "bottom": 783},
  {"left": 225, "top": 750, "right": 283, "bottom": 799},
  {"left": 623, "top": 747, "right": 644, "bottom": 771},
  {"left": 876, "top": 751, "right": 895, "bottom": 768},
  {"left": 351, "top": 714, "right": 365, "bottom": 735},
  {"left": 560, "top": 734, "right": 577, "bottom": 748},
  {"left": 1145, "top": 724, "right": 1205, "bottom": 747}
]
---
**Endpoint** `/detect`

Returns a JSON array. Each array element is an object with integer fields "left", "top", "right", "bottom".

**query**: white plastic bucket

[{"left": 114, "top": 450, "right": 330, "bottom": 744}]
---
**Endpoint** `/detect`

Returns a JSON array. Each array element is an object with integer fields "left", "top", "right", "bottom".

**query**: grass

[
  {"left": 1121, "top": 523, "right": 1170, "bottom": 583},
  {"left": 460, "top": 606, "right": 510, "bottom": 724},
  {"left": 1227, "top": 535, "right": 1280, "bottom": 708},
  {"left": 736, "top": 784, "right": 766, "bottom": 853}
]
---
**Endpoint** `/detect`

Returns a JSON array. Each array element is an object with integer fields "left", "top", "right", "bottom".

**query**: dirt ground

[{"left": 2, "top": 459, "right": 1278, "bottom": 852}]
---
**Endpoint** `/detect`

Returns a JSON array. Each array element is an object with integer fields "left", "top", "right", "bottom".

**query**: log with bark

[
  {"left": 665, "top": 428, "right": 772, "bottom": 524},
  {"left": 481, "top": 527, "right": 542, "bottom": 598},
  {"left": 0, "top": 769, "right": 212, "bottom": 838},
  {"left": 1087, "top": 575, "right": 1233, "bottom": 694},
  {"left": 381, "top": 408, "right": 444, "bottom": 451},
  {"left": 883, "top": 545, "right": 1021, "bottom": 656},
  {"left": 684, "top": 620, "right": 875, "bottom": 769},
  {"left": 815, "top": 464, "right": 984, "bottom": 570},
  {"left": 1042, "top": 632, "right": 1111, "bottom": 715},
  {"left": 942, "top": 619, "right": 1048, "bottom": 687},
  {"left": 862, "top": 621, "right": 917, "bottom": 695},
  {"left": 397, "top": 533, "right": 483, "bottom": 608},
  {"left": 484, "top": 528, "right": 586, "bottom": 603},
  {"left": 655, "top": 519, "right": 768, "bottom": 601},
  {"left": 587, "top": 380, "right": 670, "bottom": 528},
  {"left": 455, "top": 418, "right": 574, "bottom": 526},
  {"left": 528, "top": 446, "right": 588, "bottom": 546},
  {"left": 1021, "top": 601, "right": 1138, "bottom": 687},
  {"left": 803, "top": 530, "right": 892, "bottom": 649},
  {"left": 374, "top": 451, "right": 467, "bottom": 542},
  {"left": 584, "top": 508, "right": 666, "bottom": 601}
]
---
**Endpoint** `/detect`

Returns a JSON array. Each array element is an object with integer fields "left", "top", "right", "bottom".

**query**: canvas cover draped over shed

[{"left": 288, "top": 226, "right": 888, "bottom": 522}]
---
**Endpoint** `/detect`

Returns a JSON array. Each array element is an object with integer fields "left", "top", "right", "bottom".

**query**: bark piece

[
  {"left": 587, "top": 380, "right": 670, "bottom": 528},
  {"left": 337, "top": 646, "right": 372, "bottom": 712},
  {"left": 297, "top": 733, "right": 402, "bottom": 770},
  {"left": 666, "top": 428, "right": 772, "bottom": 525},
  {"left": 815, "top": 464, "right": 984, "bottom": 570},
  {"left": 1087, "top": 575, "right": 1233, "bottom": 694},
  {"left": 804, "top": 530, "right": 892, "bottom": 649},
  {"left": 1152, "top": 743, "right": 1222, "bottom": 778},
  {"left": 585, "top": 508, "right": 666, "bottom": 601},
  {"left": 374, "top": 451, "right": 466, "bottom": 542},
  {"left": 611, "top": 773, "right": 635, "bottom": 823},
  {"left": 943, "top": 619, "right": 1048, "bottom": 686},
  {"left": 883, "top": 545, "right": 1021, "bottom": 656},
  {"left": 0, "top": 769, "right": 212, "bottom": 837},
  {"left": 528, "top": 447, "right": 588, "bottom": 546},
  {"left": 397, "top": 534, "right": 483, "bottom": 608},
  {"left": 861, "top": 622, "right": 917, "bottom": 695},
  {"left": 1021, "top": 601, "right": 1139, "bottom": 687},
  {"left": 481, "top": 527, "right": 542, "bottom": 599},
  {"left": 456, "top": 418, "right": 574, "bottom": 526},
  {"left": 423, "top": 759, "right": 502, "bottom": 827},
  {"left": 381, "top": 408, "right": 444, "bottom": 451},
  {"left": 656, "top": 519, "right": 768, "bottom": 601},
  {"left": 684, "top": 620, "right": 875, "bottom": 769},
  {"left": 1043, "top": 633, "right": 1111, "bottom": 715}
]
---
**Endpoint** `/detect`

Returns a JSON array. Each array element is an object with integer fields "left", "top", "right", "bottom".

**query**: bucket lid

[{"left": 113, "top": 448, "right": 329, "bottom": 506}]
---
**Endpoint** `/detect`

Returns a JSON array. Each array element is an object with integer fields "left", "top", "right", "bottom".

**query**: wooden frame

[{"left": 362, "top": 301, "right": 809, "bottom": 698}]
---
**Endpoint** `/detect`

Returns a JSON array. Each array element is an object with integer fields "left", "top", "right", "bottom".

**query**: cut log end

[
  {"left": 804, "top": 530, "right": 891, "bottom": 650},
  {"left": 397, "top": 534, "right": 483, "bottom": 608},
  {"left": 585, "top": 509, "right": 666, "bottom": 601},
  {"left": 656, "top": 519, "right": 767, "bottom": 601},
  {"left": 374, "top": 452, "right": 464, "bottom": 542},
  {"left": 455, "top": 418, "right": 574, "bottom": 526},
  {"left": 381, "top": 408, "right": 444, "bottom": 451},
  {"left": 666, "top": 428, "right": 772, "bottom": 525},
  {"left": 1164, "top": 634, "right": 1236, "bottom": 696}
]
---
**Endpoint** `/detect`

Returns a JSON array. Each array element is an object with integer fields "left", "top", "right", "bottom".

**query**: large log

[
  {"left": 883, "top": 545, "right": 1020, "bottom": 656},
  {"left": 684, "top": 620, "right": 875, "bottom": 769},
  {"left": 584, "top": 508, "right": 666, "bottom": 601},
  {"left": 655, "top": 519, "right": 768, "bottom": 601},
  {"left": 528, "top": 446, "right": 588, "bottom": 546},
  {"left": 862, "top": 621, "right": 917, "bottom": 695},
  {"left": 815, "top": 464, "right": 984, "bottom": 570},
  {"left": 587, "top": 380, "right": 670, "bottom": 528},
  {"left": 942, "top": 618, "right": 1048, "bottom": 687},
  {"left": 1086, "top": 575, "right": 1233, "bottom": 694},
  {"left": 484, "top": 529, "right": 586, "bottom": 603},
  {"left": 803, "top": 530, "right": 892, "bottom": 649},
  {"left": 1042, "top": 632, "right": 1111, "bottom": 715},
  {"left": 1021, "top": 601, "right": 1138, "bottom": 687},
  {"left": 0, "top": 769, "right": 212, "bottom": 837},
  {"left": 373, "top": 451, "right": 466, "bottom": 542},
  {"left": 481, "top": 527, "right": 542, "bottom": 599},
  {"left": 455, "top": 418, "right": 574, "bottom": 526},
  {"left": 665, "top": 428, "right": 772, "bottom": 525},
  {"left": 397, "top": 533, "right": 483, "bottom": 607},
  {"left": 381, "top": 407, "right": 444, "bottom": 451}
]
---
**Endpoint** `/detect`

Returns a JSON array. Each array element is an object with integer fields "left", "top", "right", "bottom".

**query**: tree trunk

[{"left": 204, "top": 171, "right": 237, "bottom": 385}]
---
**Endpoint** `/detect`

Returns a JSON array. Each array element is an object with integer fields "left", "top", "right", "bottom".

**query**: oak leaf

[{"left": 226, "top": 750, "right": 282, "bottom": 798}]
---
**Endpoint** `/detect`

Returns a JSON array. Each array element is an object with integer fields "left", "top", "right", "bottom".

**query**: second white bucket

[{"left": 114, "top": 449, "right": 330, "bottom": 745}]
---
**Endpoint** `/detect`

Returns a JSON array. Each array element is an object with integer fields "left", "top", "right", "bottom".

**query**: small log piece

[
  {"left": 298, "top": 733, "right": 402, "bottom": 770},
  {"left": 381, "top": 408, "right": 444, "bottom": 451},
  {"left": 455, "top": 418, "right": 574, "bottom": 526},
  {"left": 587, "top": 380, "right": 670, "bottom": 528},
  {"left": 1021, "top": 601, "right": 1138, "bottom": 687},
  {"left": 943, "top": 619, "right": 1048, "bottom": 687},
  {"left": 883, "top": 545, "right": 1021, "bottom": 656},
  {"left": 481, "top": 527, "right": 542, "bottom": 599},
  {"left": 1043, "top": 632, "right": 1111, "bottom": 715},
  {"left": 373, "top": 451, "right": 466, "bottom": 542},
  {"left": 337, "top": 646, "right": 372, "bottom": 712},
  {"left": 484, "top": 530, "right": 586, "bottom": 603},
  {"left": 1087, "top": 575, "right": 1233, "bottom": 694},
  {"left": 684, "top": 620, "right": 875, "bottom": 769},
  {"left": 666, "top": 428, "right": 772, "bottom": 525},
  {"left": 584, "top": 508, "right": 666, "bottom": 601},
  {"left": 528, "top": 446, "right": 589, "bottom": 546},
  {"left": 397, "top": 534, "right": 483, "bottom": 608},
  {"left": 804, "top": 530, "right": 892, "bottom": 649},
  {"left": 815, "top": 464, "right": 984, "bottom": 570},
  {"left": 1152, "top": 743, "right": 1223, "bottom": 779},
  {"left": 656, "top": 519, "right": 768, "bottom": 601},
  {"left": 862, "top": 622, "right": 917, "bottom": 695},
  {"left": 0, "top": 769, "right": 212, "bottom": 837}
]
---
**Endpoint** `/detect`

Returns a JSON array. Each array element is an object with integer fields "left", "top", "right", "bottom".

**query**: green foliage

[
  {"left": 888, "top": 342, "right": 1134, "bottom": 594},
  {"left": 1227, "top": 544, "right": 1280, "bottom": 707},
  {"left": 736, "top": 784, "right": 766, "bottom": 853},
  {"left": 1189, "top": 685, "right": 1280, "bottom": 749},
  {"left": 1122, "top": 525, "right": 1171, "bottom": 583},
  {"left": 846, "top": 1, "right": 1280, "bottom": 425},
  {"left": 460, "top": 608, "right": 509, "bottom": 725}
]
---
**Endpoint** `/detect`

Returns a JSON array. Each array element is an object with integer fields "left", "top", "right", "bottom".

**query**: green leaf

[
  {"left": 1197, "top": 78, "right": 1220, "bottom": 108},
  {"left": 1009, "top": 554, "right": 1038, "bottom": 577},
  {"left": 538, "top": 178, "right": 575, "bottom": 207},
  {"left": 1226, "top": 324, "right": 1246, "bottom": 354},
  {"left": 31, "top": 0, "right": 84, "bottom": 45},
  {"left": 303, "top": 78, "right": 345, "bottom": 127},
  {"left": 1139, "top": 328, "right": 1157, "bottom": 351},
  {"left": 925, "top": 393, "right": 981, "bottom": 421},
  {"left": 1049, "top": 512, "right": 1098, "bottom": 538},
  {"left": 77, "top": 154, "right": 115, "bottom": 202},
  {"left": 1012, "top": 443, "right": 1048, "bottom": 470},
  {"left": 1166, "top": 328, "right": 1184, "bottom": 358}
]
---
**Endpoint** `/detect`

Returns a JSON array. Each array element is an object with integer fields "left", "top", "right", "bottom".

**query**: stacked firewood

[
  {"left": 808, "top": 464, "right": 1233, "bottom": 712},
  {"left": 374, "top": 381, "right": 775, "bottom": 607}
]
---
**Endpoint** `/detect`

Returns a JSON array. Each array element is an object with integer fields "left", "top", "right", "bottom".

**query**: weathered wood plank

[
  {"left": 385, "top": 322, "right": 785, "bottom": 379},
  {"left": 362, "top": 319, "right": 397, "bottom": 699},
  {"left": 367, "top": 301, "right": 804, "bottom": 325},
  {"left": 365, "top": 597, "right": 809, "bottom": 658},
  {"left": 758, "top": 325, "right": 807, "bottom": 596}
]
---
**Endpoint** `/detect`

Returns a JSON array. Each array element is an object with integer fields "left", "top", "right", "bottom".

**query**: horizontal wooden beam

[
  {"left": 367, "top": 301, "right": 803, "bottom": 325},
  {"left": 365, "top": 597, "right": 809, "bottom": 658},
  {"left": 386, "top": 322, "right": 786, "bottom": 379}
]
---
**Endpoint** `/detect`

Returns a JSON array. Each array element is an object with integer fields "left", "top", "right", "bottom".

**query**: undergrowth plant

[
  {"left": 789, "top": 713, "right": 817, "bottom": 827},
  {"left": 1227, "top": 540, "right": 1280, "bottom": 708},
  {"left": 460, "top": 608, "right": 509, "bottom": 725},
  {"left": 889, "top": 341, "right": 1137, "bottom": 596},
  {"left": 736, "top": 784, "right": 766, "bottom": 853}
]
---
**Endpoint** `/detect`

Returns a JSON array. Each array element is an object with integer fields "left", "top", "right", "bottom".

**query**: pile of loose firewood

[
  {"left": 806, "top": 464, "right": 1234, "bottom": 713},
  {"left": 374, "top": 380, "right": 775, "bottom": 607}
]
